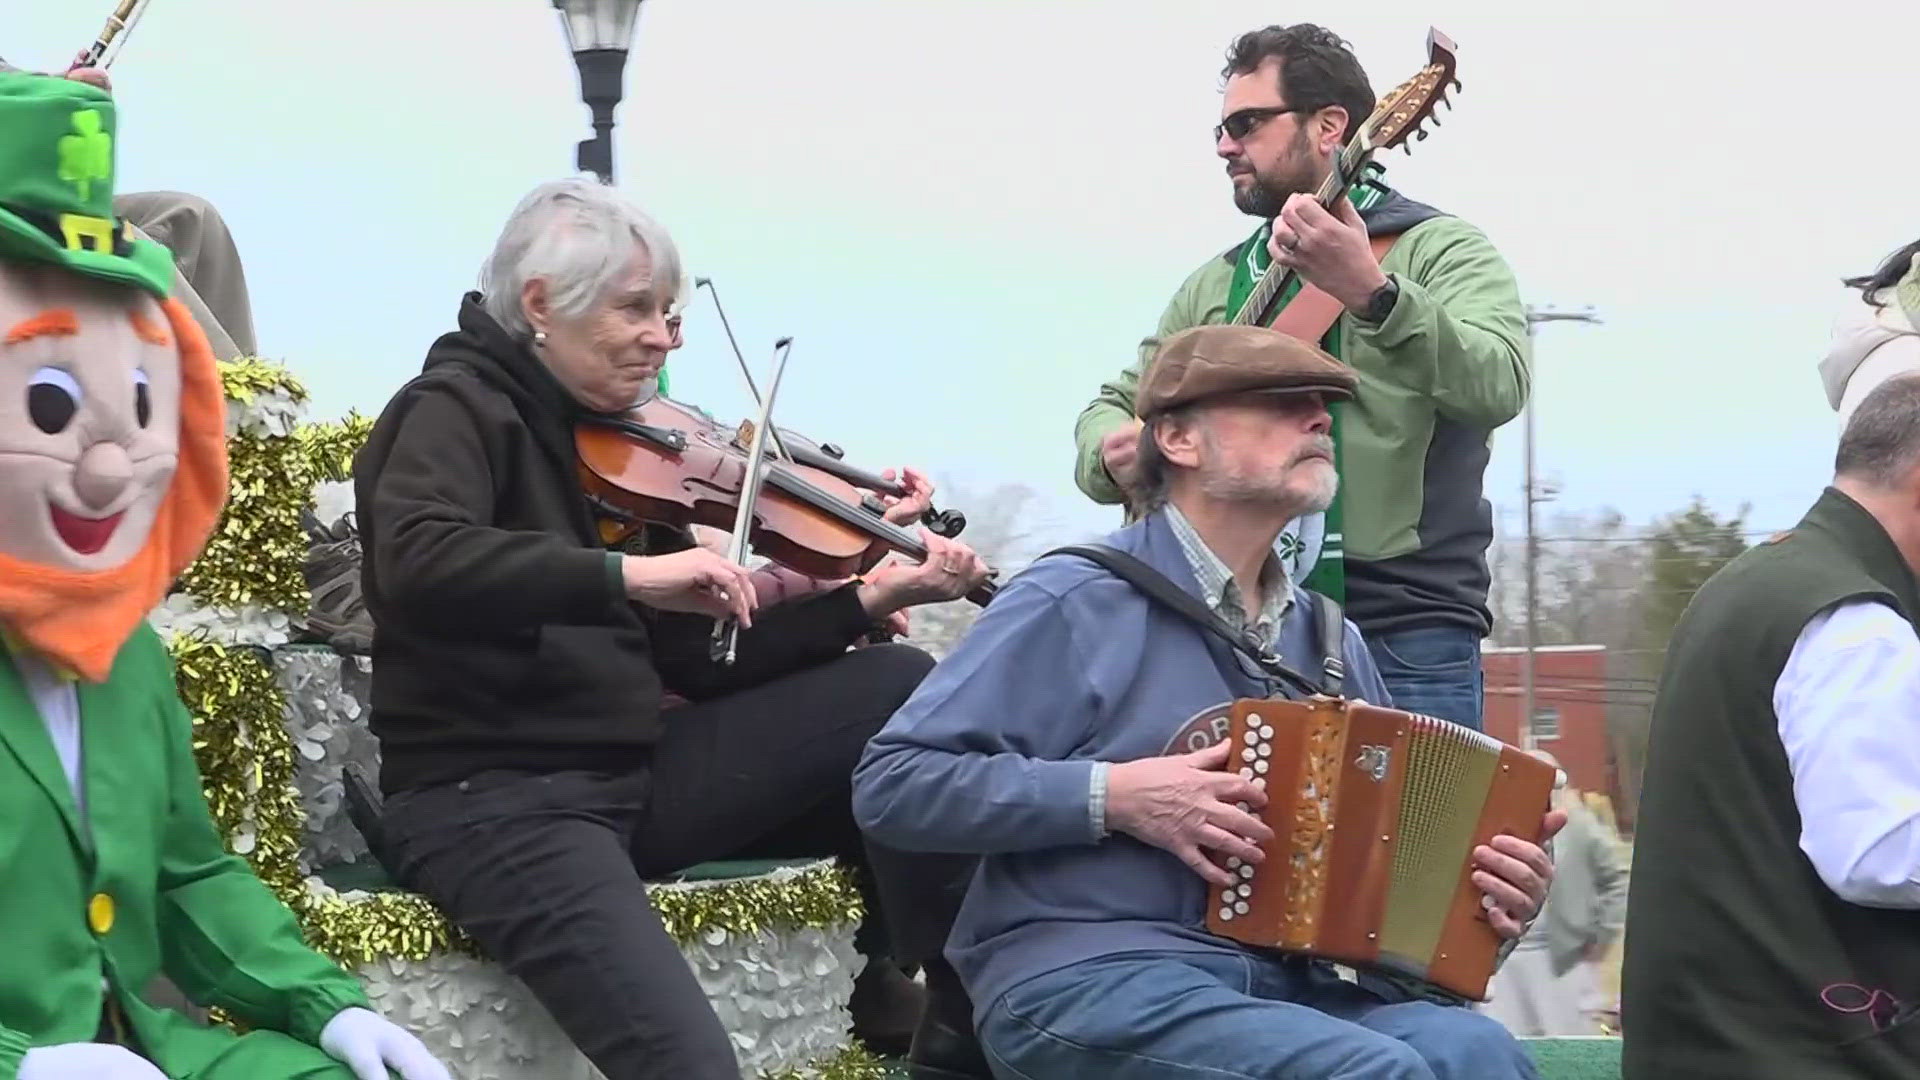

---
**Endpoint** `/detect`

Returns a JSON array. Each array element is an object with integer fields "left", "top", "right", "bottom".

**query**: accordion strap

[
  {"left": 1044, "top": 544, "right": 1332, "bottom": 699},
  {"left": 1313, "top": 590, "right": 1345, "bottom": 696}
]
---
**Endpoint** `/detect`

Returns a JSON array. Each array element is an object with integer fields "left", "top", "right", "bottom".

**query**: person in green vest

[
  {"left": 1072, "top": 23, "right": 1528, "bottom": 732},
  {"left": 1621, "top": 372, "right": 1920, "bottom": 1078},
  {"left": 0, "top": 70, "right": 448, "bottom": 1080}
]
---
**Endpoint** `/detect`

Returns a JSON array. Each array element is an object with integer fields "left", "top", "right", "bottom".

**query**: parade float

[
  {"left": 152, "top": 364, "right": 1626, "bottom": 1080},
  {"left": 153, "top": 357, "right": 886, "bottom": 1080}
]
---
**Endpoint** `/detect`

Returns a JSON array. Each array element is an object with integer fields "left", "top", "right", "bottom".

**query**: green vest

[{"left": 1622, "top": 487, "right": 1920, "bottom": 1078}]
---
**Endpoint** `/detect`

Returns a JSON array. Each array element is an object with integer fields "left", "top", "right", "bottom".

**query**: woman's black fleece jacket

[{"left": 352, "top": 293, "right": 877, "bottom": 795}]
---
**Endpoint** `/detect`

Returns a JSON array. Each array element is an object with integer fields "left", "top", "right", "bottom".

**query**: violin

[
  {"left": 574, "top": 393, "right": 999, "bottom": 608},
  {"left": 771, "top": 428, "right": 969, "bottom": 540}
]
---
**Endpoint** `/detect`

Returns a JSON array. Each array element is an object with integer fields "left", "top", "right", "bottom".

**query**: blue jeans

[
  {"left": 1365, "top": 624, "right": 1484, "bottom": 731},
  {"left": 978, "top": 949, "right": 1536, "bottom": 1080}
]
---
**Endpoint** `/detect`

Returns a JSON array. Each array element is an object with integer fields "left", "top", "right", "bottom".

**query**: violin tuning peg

[{"left": 1416, "top": 128, "right": 1429, "bottom": 141}]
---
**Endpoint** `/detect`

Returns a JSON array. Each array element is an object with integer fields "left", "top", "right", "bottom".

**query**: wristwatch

[{"left": 1357, "top": 276, "right": 1400, "bottom": 325}]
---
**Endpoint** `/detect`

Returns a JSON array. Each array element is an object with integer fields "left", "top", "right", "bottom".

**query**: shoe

[
  {"left": 905, "top": 1007, "right": 991, "bottom": 1079},
  {"left": 296, "top": 510, "right": 375, "bottom": 655},
  {"left": 905, "top": 965, "right": 990, "bottom": 1080},
  {"left": 849, "top": 960, "right": 924, "bottom": 1058}
]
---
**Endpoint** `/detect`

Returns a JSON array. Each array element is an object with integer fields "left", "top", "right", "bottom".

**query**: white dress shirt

[
  {"left": 1773, "top": 599, "right": 1920, "bottom": 907},
  {"left": 9, "top": 651, "right": 85, "bottom": 817}
]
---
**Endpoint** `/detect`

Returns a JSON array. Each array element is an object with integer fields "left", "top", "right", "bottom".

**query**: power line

[{"left": 1529, "top": 530, "right": 1788, "bottom": 543}]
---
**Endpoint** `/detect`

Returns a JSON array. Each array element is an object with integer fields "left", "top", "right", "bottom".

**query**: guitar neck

[{"left": 1231, "top": 139, "right": 1372, "bottom": 327}]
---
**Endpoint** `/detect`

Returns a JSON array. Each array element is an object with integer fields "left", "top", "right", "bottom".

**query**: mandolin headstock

[{"left": 1358, "top": 27, "right": 1460, "bottom": 157}]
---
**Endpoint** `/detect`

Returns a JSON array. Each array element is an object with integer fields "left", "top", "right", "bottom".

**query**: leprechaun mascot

[{"left": 0, "top": 72, "right": 450, "bottom": 1080}]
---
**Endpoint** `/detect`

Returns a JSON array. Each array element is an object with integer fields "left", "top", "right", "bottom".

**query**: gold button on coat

[{"left": 88, "top": 893, "right": 114, "bottom": 934}]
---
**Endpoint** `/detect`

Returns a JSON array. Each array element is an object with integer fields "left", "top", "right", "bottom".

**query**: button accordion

[{"left": 1198, "top": 695, "right": 1557, "bottom": 1001}]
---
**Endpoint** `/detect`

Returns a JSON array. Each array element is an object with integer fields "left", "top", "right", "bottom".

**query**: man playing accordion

[{"left": 855, "top": 324, "right": 1562, "bottom": 1080}]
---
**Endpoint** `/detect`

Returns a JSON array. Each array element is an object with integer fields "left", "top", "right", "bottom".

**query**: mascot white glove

[
  {"left": 18, "top": 1043, "right": 167, "bottom": 1080},
  {"left": 319, "top": 1007, "right": 451, "bottom": 1080}
]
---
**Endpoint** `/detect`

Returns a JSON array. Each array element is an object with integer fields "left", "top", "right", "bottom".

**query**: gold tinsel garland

[
  {"left": 759, "top": 1044, "right": 889, "bottom": 1080},
  {"left": 169, "top": 636, "right": 305, "bottom": 900},
  {"left": 172, "top": 357, "right": 866, "bottom": 977},
  {"left": 177, "top": 357, "right": 370, "bottom": 613}
]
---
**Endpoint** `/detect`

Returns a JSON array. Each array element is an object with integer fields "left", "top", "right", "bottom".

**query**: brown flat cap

[{"left": 1136, "top": 324, "right": 1357, "bottom": 420}]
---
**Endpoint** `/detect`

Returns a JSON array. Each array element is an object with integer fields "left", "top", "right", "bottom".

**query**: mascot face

[
  {"left": 0, "top": 261, "right": 183, "bottom": 571},
  {"left": 0, "top": 70, "right": 228, "bottom": 682}
]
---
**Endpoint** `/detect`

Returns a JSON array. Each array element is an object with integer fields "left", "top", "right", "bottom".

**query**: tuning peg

[
  {"left": 1429, "top": 113, "right": 1441, "bottom": 126},
  {"left": 1452, "top": 77, "right": 1463, "bottom": 92},
  {"left": 1416, "top": 128, "right": 1430, "bottom": 141}
]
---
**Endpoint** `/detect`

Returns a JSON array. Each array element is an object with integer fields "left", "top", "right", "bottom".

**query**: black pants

[{"left": 378, "top": 644, "right": 972, "bottom": 1080}]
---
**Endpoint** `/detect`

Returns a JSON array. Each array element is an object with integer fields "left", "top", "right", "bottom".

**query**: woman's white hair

[{"left": 477, "top": 178, "right": 687, "bottom": 340}]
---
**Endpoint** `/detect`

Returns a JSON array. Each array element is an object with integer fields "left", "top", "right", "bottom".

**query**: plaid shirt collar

[{"left": 1162, "top": 504, "right": 1293, "bottom": 643}]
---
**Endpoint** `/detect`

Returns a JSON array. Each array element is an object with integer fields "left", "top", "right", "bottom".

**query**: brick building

[{"left": 1480, "top": 644, "right": 1629, "bottom": 829}]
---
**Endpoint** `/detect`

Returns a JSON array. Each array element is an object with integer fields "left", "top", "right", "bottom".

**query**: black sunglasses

[{"left": 1214, "top": 104, "right": 1314, "bottom": 143}]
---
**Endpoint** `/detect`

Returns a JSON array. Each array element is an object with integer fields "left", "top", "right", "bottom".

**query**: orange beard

[{"left": 0, "top": 297, "right": 229, "bottom": 683}]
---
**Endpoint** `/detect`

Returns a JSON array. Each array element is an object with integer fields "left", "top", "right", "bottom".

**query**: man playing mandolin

[
  {"left": 859, "top": 324, "right": 1561, "bottom": 1079},
  {"left": 1072, "top": 24, "right": 1529, "bottom": 732}
]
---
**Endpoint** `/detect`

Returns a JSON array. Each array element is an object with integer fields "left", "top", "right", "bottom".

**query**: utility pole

[{"left": 1521, "top": 304, "right": 1601, "bottom": 750}]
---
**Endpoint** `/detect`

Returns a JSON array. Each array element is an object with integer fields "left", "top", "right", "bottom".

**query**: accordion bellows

[{"left": 1200, "top": 696, "right": 1556, "bottom": 1001}]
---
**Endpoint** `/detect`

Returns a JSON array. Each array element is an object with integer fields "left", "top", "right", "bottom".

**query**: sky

[{"left": 7, "top": 0, "right": 1919, "bottom": 553}]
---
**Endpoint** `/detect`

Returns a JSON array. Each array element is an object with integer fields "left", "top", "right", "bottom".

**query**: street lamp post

[
  {"left": 1520, "top": 304, "right": 1601, "bottom": 751},
  {"left": 552, "top": 0, "right": 646, "bottom": 184}
]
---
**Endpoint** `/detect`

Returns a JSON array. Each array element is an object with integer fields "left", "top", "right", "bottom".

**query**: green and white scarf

[{"left": 1223, "top": 174, "right": 1386, "bottom": 602}]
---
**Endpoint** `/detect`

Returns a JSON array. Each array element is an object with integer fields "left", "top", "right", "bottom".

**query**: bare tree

[{"left": 894, "top": 480, "right": 1044, "bottom": 659}]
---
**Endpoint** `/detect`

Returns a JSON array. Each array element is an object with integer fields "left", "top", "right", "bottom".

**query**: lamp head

[{"left": 552, "top": 0, "right": 644, "bottom": 53}]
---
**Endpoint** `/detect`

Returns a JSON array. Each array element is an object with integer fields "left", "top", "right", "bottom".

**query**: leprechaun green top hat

[{"left": 0, "top": 70, "right": 175, "bottom": 298}]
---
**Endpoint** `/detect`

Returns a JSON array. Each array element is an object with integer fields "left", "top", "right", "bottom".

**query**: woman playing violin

[{"left": 351, "top": 178, "right": 990, "bottom": 1079}]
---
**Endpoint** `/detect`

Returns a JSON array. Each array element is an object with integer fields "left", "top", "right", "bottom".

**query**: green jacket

[
  {"left": 1072, "top": 195, "right": 1528, "bottom": 637},
  {"left": 0, "top": 626, "right": 370, "bottom": 1079}
]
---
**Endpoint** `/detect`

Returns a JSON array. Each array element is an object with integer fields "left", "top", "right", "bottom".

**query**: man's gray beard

[{"left": 1200, "top": 464, "right": 1337, "bottom": 518}]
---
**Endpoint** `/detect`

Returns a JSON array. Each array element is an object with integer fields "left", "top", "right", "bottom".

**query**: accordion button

[
  {"left": 1248, "top": 713, "right": 1263, "bottom": 725},
  {"left": 1254, "top": 760, "right": 1269, "bottom": 775},
  {"left": 1260, "top": 725, "right": 1275, "bottom": 739},
  {"left": 1220, "top": 907, "right": 1235, "bottom": 921},
  {"left": 1241, "top": 748, "right": 1257, "bottom": 763},
  {"left": 1235, "top": 801, "right": 1249, "bottom": 813},
  {"left": 1234, "top": 900, "right": 1250, "bottom": 915},
  {"left": 1244, "top": 730, "right": 1259, "bottom": 745},
  {"left": 1239, "top": 865, "right": 1255, "bottom": 879},
  {"left": 1253, "top": 778, "right": 1266, "bottom": 790},
  {"left": 1240, "top": 767, "right": 1256, "bottom": 779},
  {"left": 1257, "top": 743, "right": 1271, "bottom": 758},
  {"left": 1236, "top": 883, "right": 1252, "bottom": 898}
]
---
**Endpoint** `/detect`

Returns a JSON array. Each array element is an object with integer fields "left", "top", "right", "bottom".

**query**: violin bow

[
  {"left": 81, "top": 0, "right": 153, "bottom": 70},
  {"left": 710, "top": 336, "right": 795, "bottom": 664},
  {"left": 694, "top": 276, "right": 796, "bottom": 464},
  {"left": 691, "top": 276, "right": 968, "bottom": 538}
]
